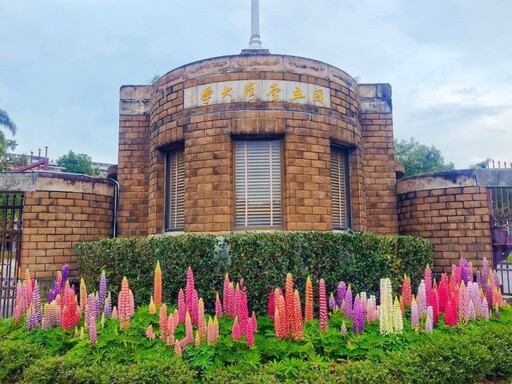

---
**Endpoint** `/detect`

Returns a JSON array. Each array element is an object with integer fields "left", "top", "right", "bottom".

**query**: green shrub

[
  {"left": 76, "top": 232, "right": 432, "bottom": 313},
  {"left": 0, "top": 340, "right": 47, "bottom": 383}
]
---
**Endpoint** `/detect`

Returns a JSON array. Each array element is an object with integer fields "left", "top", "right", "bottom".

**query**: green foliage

[
  {"left": 0, "top": 340, "right": 47, "bottom": 382},
  {"left": 76, "top": 232, "right": 433, "bottom": 313},
  {"left": 395, "top": 137, "right": 455, "bottom": 176},
  {"left": 55, "top": 150, "right": 99, "bottom": 175}
]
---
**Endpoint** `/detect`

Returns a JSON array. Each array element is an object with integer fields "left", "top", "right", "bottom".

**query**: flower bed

[{"left": 1, "top": 257, "right": 511, "bottom": 384}]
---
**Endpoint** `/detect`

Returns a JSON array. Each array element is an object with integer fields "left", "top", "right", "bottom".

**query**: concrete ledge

[{"left": 0, "top": 172, "right": 114, "bottom": 196}]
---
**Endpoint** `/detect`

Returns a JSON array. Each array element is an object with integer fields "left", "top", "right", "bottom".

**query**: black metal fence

[{"left": 0, "top": 192, "right": 24, "bottom": 317}]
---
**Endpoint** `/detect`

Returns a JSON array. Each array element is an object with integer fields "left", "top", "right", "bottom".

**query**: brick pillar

[
  {"left": 359, "top": 84, "right": 399, "bottom": 234},
  {"left": 117, "top": 86, "right": 152, "bottom": 237}
]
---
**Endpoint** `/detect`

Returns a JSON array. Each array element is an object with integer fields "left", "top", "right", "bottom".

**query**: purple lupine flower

[
  {"left": 31, "top": 281, "right": 42, "bottom": 327},
  {"left": 341, "top": 321, "right": 348, "bottom": 335},
  {"left": 336, "top": 282, "right": 346, "bottom": 309},
  {"left": 47, "top": 289, "right": 56, "bottom": 303},
  {"left": 469, "top": 282, "right": 481, "bottom": 317},
  {"left": 417, "top": 280, "right": 427, "bottom": 318},
  {"left": 482, "top": 258, "right": 489, "bottom": 287},
  {"left": 352, "top": 295, "right": 365, "bottom": 335},
  {"left": 481, "top": 297, "right": 490, "bottom": 321},
  {"left": 476, "top": 272, "right": 481, "bottom": 287},
  {"left": 329, "top": 293, "right": 337, "bottom": 312},
  {"left": 98, "top": 271, "right": 107, "bottom": 315},
  {"left": 494, "top": 305, "right": 501, "bottom": 318},
  {"left": 460, "top": 258, "right": 470, "bottom": 285},
  {"left": 458, "top": 282, "right": 469, "bottom": 324},
  {"left": 343, "top": 285, "right": 353, "bottom": 319},
  {"left": 87, "top": 294, "right": 98, "bottom": 344},
  {"left": 468, "top": 300, "right": 476, "bottom": 321},
  {"left": 61, "top": 265, "right": 69, "bottom": 287},
  {"left": 103, "top": 292, "right": 112, "bottom": 317},
  {"left": 26, "top": 305, "right": 39, "bottom": 330},
  {"left": 411, "top": 299, "right": 419, "bottom": 331}
]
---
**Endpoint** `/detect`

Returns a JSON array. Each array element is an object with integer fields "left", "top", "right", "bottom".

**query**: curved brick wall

[
  {"left": 397, "top": 170, "right": 493, "bottom": 274},
  {"left": 118, "top": 54, "right": 399, "bottom": 235},
  {"left": 0, "top": 172, "right": 114, "bottom": 280}
]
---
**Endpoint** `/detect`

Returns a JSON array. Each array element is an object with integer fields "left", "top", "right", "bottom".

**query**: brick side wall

[
  {"left": 117, "top": 86, "right": 152, "bottom": 236},
  {"left": 21, "top": 190, "right": 114, "bottom": 279},
  {"left": 398, "top": 186, "right": 492, "bottom": 274}
]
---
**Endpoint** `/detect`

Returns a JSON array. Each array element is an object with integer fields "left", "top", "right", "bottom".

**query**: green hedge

[{"left": 76, "top": 232, "right": 432, "bottom": 313}]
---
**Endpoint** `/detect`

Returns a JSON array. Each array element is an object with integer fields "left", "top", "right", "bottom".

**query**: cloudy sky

[{"left": 1, "top": 0, "right": 511, "bottom": 167}]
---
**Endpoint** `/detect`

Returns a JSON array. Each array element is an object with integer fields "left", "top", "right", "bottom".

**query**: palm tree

[{"left": 0, "top": 108, "right": 17, "bottom": 141}]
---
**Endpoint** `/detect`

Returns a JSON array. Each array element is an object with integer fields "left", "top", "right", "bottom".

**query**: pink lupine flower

[
  {"left": 481, "top": 297, "right": 490, "bottom": 320},
  {"left": 159, "top": 304, "right": 168, "bottom": 339},
  {"left": 191, "top": 290, "right": 199, "bottom": 325},
  {"left": 174, "top": 340, "right": 183, "bottom": 357},
  {"left": 238, "top": 291, "right": 249, "bottom": 337},
  {"left": 424, "top": 265, "right": 432, "bottom": 295},
  {"left": 146, "top": 324, "right": 155, "bottom": 340},
  {"left": 411, "top": 298, "right": 419, "bottom": 331},
  {"left": 13, "top": 281, "right": 26, "bottom": 323},
  {"left": 417, "top": 280, "right": 427, "bottom": 318},
  {"left": 292, "top": 290, "right": 303, "bottom": 340},
  {"left": 250, "top": 311, "right": 257, "bottom": 333},
  {"left": 118, "top": 277, "right": 133, "bottom": 330},
  {"left": 319, "top": 279, "right": 328, "bottom": 332},
  {"left": 222, "top": 273, "right": 230, "bottom": 316},
  {"left": 111, "top": 306, "right": 118, "bottom": 319},
  {"left": 341, "top": 321, "right": 348, "bottom": 335},
  {"left": 177, "top": 289, "right": 186, "bottom": 323},
  {"left": 342, "top": 285, "right": 353, "bottom": 319},
  {"left": 458, "top": 281, "right": 469, "bottom": 324},
  {"left": 215, "top": 292, "right": 223, "bottom": 318},
  {"left": 246, "top": 319, "right": 255, "bottom": 347},
  {"left": 231, "top": 316, "right": 241, "bottom": 341},
  {"left": 185, "top": 267, "right": 195, "bottom": 315}
]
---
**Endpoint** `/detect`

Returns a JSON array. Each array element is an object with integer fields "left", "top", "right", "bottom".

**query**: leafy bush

[
  {"left": 76, "top": 232, "right": 432, "bottom": 313},
  {"left": 0, "top": 340, "right": 47, "bottom": 383}
]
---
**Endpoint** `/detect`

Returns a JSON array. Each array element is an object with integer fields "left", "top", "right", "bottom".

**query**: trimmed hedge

[{"left": 76, "top": 232, "right": 432, "bottom": 313}]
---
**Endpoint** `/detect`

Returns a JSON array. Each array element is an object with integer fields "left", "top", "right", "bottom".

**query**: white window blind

[
  {"left": 235, "top": 140, "right": 282, "bottom": 228},
  {"left": 166, "top": 149, "right": 185, "bottom": 231},
  {"left": 331, "top": 147, "right": 350, "bottom": 229}
]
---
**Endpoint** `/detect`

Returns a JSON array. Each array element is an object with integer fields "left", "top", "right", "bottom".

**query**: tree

[
  {"left": 56, "top": 150, "right": 99, "bottom": 176},
  {"left": 0, "top": 107, "right": 18, "bottom": 171},
  {"left": 395, "top": 137, "right": 455, "bottom": 176}
]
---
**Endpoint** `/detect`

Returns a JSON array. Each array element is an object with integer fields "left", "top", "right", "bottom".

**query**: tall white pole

[{"left": 248, "top": 0, "right": 264, "bottom": 49}]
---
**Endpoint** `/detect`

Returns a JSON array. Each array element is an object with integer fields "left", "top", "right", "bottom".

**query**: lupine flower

[
  {"left": 250, "top": 311, "right": 257, "bottom": 333},
  {"left": 292, "top": 290, "right": 303, "bottom": 340},
  {"left": 438, "top": 274, "right": 449, "bottom": 313},
  {"left": 194, "top": 330, "right": 201, "bottom": 347},
  {"left": 341, "top": 322, "right": 348, "bottom": 335},
  {"left": 26, "top": 305, "right": 39, "bottom": 330},
  {"left": 111, "top": 306, "right": 118, "bottom": 319},
  {"left": 149, "top": 296, "right": 156, "bottom": 315},
  {"left": 191, "top": 290, "right": 199, "bottom": 325},
  {"left": 146, "top": 324, "right": 155, "bottom": 340},
  {"left": 118, "top": 277, "right": 134, "bottom": 330},
  {"left": 231, "top": 316, "right": 241, "bottom": 341},
  {"left": 14, "top": 281, "right": 27, "bottom": 323},
  {"left": 198, "top": 298, "right": 206, "bottom": 340},
  {"left": 285, "top": 273, "right": 295, "bottom": 332},
  {"left": 445, "top": 297, "right": 457, "bottom": 327},
  {"left": 425, "top": 315, "right": 433, "bottom": 333},
  {"left": 336, "top": 281, "right": 347, "bottom": 309},
  {"left": 159, "top": 304, "right": 168, "bottom": 339},
  {"left": 427, "top": 288, "right": 439, "bottom": 325},
  {"left": 458, "top": 281, "right": 469, "bottom": 324},
  {"left": 207, "top": 316, "right": 219, "bottom": 344},
  {"left": 104, "top": 292, "right": 112, "bottom": 317},
  {"left": 411, "top": 297, "right": 419, "bottom": 331},
  {"left": 79, "top": 278, "right": 87, "bottom": 311},
  {"left": 366, "top": 295, "right": 378, "bottom": 322},
  {"left": 392, "top": 297, "right": 403, "bottom": 334},
  {"left": 379, "top": 278, "right": 394, "bottom": 335},
  {"left": 460, "top": 258, "right": 470, "bottom": 285},
  {"left": 274, "top": 291, "right": 287, "bottom": 338},
  {"left": 424, "top": 265, "right": 432, "bottom": 296},
  {"left": 87, "top": 294, "right": 98, "bottom": 344},
  {"left": 305, "top": 276, "right": 314, "bottom": 321},
  {"left": 481, "top": 297, "right": 489, "bottom": 320},
  {"left": 174, "top": 340, "right": 183, "bottom": 357},
  {"left": 329, "top": 293, "right": 337, "bottom": 312},
  {"left": 399, "top": 296, "right": 405, "bottom": 316},
  {"left": 178, "top": 289, "right": 186, "bottom": 323},
  {"left": 342, "top": 285, "right": 353, "bottom": 319},
  {"left": 61, "top": 265, "right": 69, "bottom": 286},
  {"left": 24, "top": 268, "right": 33, "bottom": 308},
  {"left": 223, "top": 273, "right": 230, "bottom": 316},
  {"left": 185, "top": 311, "right": 193, "bottom": 344},
  {"left": 153, "top": 261, "right": 163, "bottom": 307},
  {"left": 185, "top": 267, "right": 195, "bottom": 315},
  {"left": 215, "top": 292, "right": 223, "bottom": 318},
  {"left": 98, "top": 270, "right": 107, "bottom": 315},
  {"left": 246, "top": 322, "right": 255, "bottom": 347},
  {"left": 468, "top": 300, "right": 476, "bottom": 321},
  {"left": 30, "top": 281, "right": 42, "bottom": 327},
  {"left": 268, "top": 290, "right": 276, "bottom": 319},
  {"left": 401, "top": 275, "right": 412, "bottom": 307},
  {"left": 352, "top": 294, "right": 364, "bottom": 335},
  {"left": 61, "top": 283, "right": 81, "bottom": 329},
  {"left": 227, "top": 282, "right": 235, "bottom": 317},
  {"left": 167, "top": 311, "right": 179, "bottom": 345},
  {"left": 319, "top": 279, "right": 328, "bottom": 332},
  {"left": 417, "top": 280, "right": 427, "bottom": 318}
]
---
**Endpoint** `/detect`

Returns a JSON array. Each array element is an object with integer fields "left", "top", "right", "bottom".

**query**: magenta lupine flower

[
  {"left": 246, "top": 320, "right": 255, "bottom": 347},
  {"left": 411, "top": 299, "right": 419, "bottom": 331},
  {"left": 178, "top": 289, "right": 186, "bottom": 323},
  {"left": 104, "top": 292, "right": 112, "bottom": 316},
  {"left": 98, "top": 271, "right": 107, "bottom": 315},
  {"left": 424, "top": 265, "right": 432, "bottom": 295},
  {"left": 319, "top": 279, "right": 329, "bottom": 332},
  {"left": 341, "top": 321, "right": 348, "bottom": 335},
  {"left": 191, "top": 289, "right": 199, "bottom": 325},
  {"left": 61, "top": 265, "right": 69, "bottom": 287},
  {"left": 343, "top": 285, "right": 353, "bottom": 319},
  {"left": 453, "top": 265, "right": 461, "bottom": 285},
  {"left": 417, "top": 280, "right": 427, "bottom": 318},
  {"left": 215, "top": 292, "right": 223, "bottom": 317},
  {"left": 329, "top": 293, "right": 337, "bottom": 312},
  {"left": 238, "top": 291, "right": 249, "bottom": 337},
  {"left": 231, "top": 316, "right": 241, "bottom": 341},
  {"left": 222, "top": 274, "right": 230, "bottom": 316},
  {"left": 485, "top": 278, "right": 494, "bottom": 308},
  {"left": 336, "top": 282, "right": 346, "bottom": 309},
  {"left": 352, "top": 295, "right": 365, "bottom": 335},
  {"left": 185, "top": 267, "right": 195, "bottom": 314}
]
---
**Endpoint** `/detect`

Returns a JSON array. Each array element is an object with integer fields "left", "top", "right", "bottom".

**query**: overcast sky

[{"left": 1, "top": 0, "right": 511, "bottom": 167}]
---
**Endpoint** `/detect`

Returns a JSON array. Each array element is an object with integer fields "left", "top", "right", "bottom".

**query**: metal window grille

[
  {"left": 165, "top": 150, "right": 185, "bottom": 231},
  {"left": 235, "top": 140, "right": 282, "bottom": 228},
  {"left": 331, "top": 147, "right": 350, "bottom": 230},
  {"left": 0, "top": 192, "right": 24, "bottom": 318}
]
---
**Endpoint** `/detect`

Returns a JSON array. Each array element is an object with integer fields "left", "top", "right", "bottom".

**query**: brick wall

[
  {"left": 117, "top": 86, "right": 152, "bottom": 236},
  {"left": 397, "top": 173, "right": 492, "bottom": 274},
  {"left": 0, "top": 173, "right": 114, "bottom": 280}
]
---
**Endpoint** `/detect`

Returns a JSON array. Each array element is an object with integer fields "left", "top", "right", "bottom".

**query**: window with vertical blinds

[
  {"left": 235, "top": 140, "right": 282, "bottom": 228},
  {"left": 331, "top": 147, "right": 350, "bottom": 230},
  {"left": 165, "top": 149, "right": 185, "bottom": 231}
]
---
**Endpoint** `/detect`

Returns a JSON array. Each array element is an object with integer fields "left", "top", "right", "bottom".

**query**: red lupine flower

[
  {"left": 445, "top": 295, "right": 458, "bottom": 327},
  {"left": 292, "top": 290, "right": 303, "bottom": 340},
  {"left": 118, "top": 277, "right": 133, "bottom": 330},
  {"left": 285, "top": 273, "right": 295, "bottom": 331},
  {"left": 305, "top": 276, "right": 314, "bottom": 321},
  {"left": 438, "top": 273, "right": 449, "bottom": 313},
  {"left": 401, "top": 275, "right": 412, "bottom": 307},
  {"left": 319, "top": 279, "right": 328, "bottom": 332}
]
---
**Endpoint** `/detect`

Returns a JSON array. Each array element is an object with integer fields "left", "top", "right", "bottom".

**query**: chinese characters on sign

[{"left": 185, "top": 80, "right": 330, "bottom": 109}]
